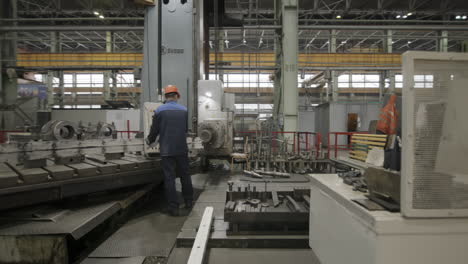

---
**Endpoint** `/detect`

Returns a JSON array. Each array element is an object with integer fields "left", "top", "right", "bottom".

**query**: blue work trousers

[{"left": 161, "top": 155, "right": 193, "bottom": 209}]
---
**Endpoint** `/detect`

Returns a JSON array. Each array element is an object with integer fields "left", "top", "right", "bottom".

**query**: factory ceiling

[{"left": 5, "top": 0, "right": 468, "bottom": 53}]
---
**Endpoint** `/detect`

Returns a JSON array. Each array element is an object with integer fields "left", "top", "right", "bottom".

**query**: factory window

[
  {"left": 395, "top": 74, "right": 403, "bottom": 88},
  {"left": 351, "top": 74, "right": 379, "bottom": 88},
  {"left": 414, "top": 74, "right": 434, "bottom": 88},
  {"left": 116, "top": 73, "right": 134, "bottom": 88},
  {"left": 338, "top": 74, "right": 350, "bottom": 88},
  {"left": 34, "top": 74, "right": 43, "bottom": 82},
  {"left": 64, "top": 74, "right": 73, "bottom": 88},
  {"left": 209, "top": 73, "right": 274, "bottom": 88},
  {"left": 259, "top": 113, "right": 273, "bottom": 118},
  {"left": 234, "top": 104, "right": 273, "bottom": 111},
  {"left": 395, "top": 74, "right": 433, "bottom": 88},
  {"left": 76, "top": 74, "right": 92, "bottom": 88},
  {"left": 91, "top": 74, "right": 104, "bottom": 88}
]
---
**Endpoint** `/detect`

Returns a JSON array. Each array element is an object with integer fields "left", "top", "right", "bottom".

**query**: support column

[
  {"left": 46, "top": 71, "right": 54, "bottom": 109},
  {"left": 47, "top": 31, "right": 59, "bottom": 110},
  {"left": 111, "top": 70, "right": 117, "bottom": 100},
  {"left": 331, "top": 71, "right": 338, "bottom": 102},
  {"left": 325, "top": 71, "right": 331, "bottom": 102},
  {"left": 439, "top": 30, "right": 448, "bottom": 52},
  {"left": 217, "top": 30, "right": 224, "bottom": 82},
  {"left": 329, "top": 29, "right": 337, "bottom": 53},
  {"left": 388, "top": 72, "right": 395, "bottom": 93},
  {"left": 72, "top": 73, "right": 77, "bottom": 107},
  {"left": 141, "top": 3, "right": 161, "bottom": 129},
  {"left": 280, "top": 0, "right": 298, "bottom": 133},
  {"left": 272, "top": 0, "right": 282, "bottom": 119},
  {"left": 385, "top": 30, "right": 393, "bottom": 53},
  {"left": 103, "top": 31, "right": 112, "bottom": 101},
  {"left": 0, "top": 0, "right": 18, "bottom": 130},
  {"left": 379, "top": 71, "right": 386, "bottom": 101},
  {"left": 462, "top": 40, "right": 468, "bottom": 52},
  {"left": 329, "top": 30, "right": 337, "bottom": 102},
  {"left": 58, "top": 71, "right": 64, "bottom": 108}
]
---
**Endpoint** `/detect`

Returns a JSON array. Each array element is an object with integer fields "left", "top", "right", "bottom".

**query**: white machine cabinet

[
  {"left": 401, "top": 51, "right": 468, "bottom": 218},
  {"left": 308, "top": 174, "right": 468, "bottom": 264}
]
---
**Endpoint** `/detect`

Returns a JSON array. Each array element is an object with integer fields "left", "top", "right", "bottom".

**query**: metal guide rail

[{"left": 0, "top": 144, "right": 162, "bottom": 210}]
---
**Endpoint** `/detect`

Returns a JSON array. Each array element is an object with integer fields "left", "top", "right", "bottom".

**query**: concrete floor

[{"left": 81, "top": 171, "right": 320, "bottom": 264}]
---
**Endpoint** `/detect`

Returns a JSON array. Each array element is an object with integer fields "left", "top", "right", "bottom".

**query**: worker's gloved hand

[{"left": 145, "top": 138, "right": 151, "bottom": 146}]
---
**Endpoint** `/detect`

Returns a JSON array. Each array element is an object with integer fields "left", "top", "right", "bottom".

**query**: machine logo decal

[{"left": 161, "top": 45, "right": 184, "bottom": 55}]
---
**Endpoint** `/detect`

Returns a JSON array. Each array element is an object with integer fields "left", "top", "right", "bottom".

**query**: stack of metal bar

[{"left": 224, "top": 181, "right": 310, "bottom": 235}]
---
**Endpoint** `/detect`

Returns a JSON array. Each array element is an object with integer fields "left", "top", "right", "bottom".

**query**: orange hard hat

[{"left": 164, "top": 85, "right": 180, "bottom": 97}]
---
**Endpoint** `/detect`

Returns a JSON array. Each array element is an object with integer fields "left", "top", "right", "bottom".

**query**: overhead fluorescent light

[
  {"left": 336, "top": 15, "right": 342, "bottom": 19},
  {"left": 396, "top": 15, "right": 401, "bottom": 18},
  {"left": 99, "top": 15, "right": 104, "bottom": 19},
  {"left": 93, "top": 11, "right": 100, "bottom": 15}
]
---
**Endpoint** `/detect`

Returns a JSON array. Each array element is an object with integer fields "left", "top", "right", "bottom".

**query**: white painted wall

[{"left": 298, "top": 110, "right": 315, "bottom": 132}]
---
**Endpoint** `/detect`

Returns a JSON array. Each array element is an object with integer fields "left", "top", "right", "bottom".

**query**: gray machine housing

[{"left": 197, "top": 80, "right": 234, "bottom": 156}]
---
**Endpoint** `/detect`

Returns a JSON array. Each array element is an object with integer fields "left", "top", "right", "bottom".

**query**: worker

[{"left": 146, "top": 85, "right": 193, "bottom": 216}]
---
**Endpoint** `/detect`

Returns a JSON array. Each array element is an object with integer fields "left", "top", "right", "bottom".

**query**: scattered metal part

[
  {"left": 225, "top": 201, "right": 236, "bottom": 211},
  {"left": 86, "top": 155, "right": 108, "bottom": 165},
  {"left": 245, "top": 199, "right": 261, "bottom": 206},
  {"left": 243, "top": 170, "right": 262, "bottom": 179},
  {"left": 285, "top": 195, "right": 301, "bottom": 212},
  {"left": 272, "top": 191, "right": 280, "bottom": 207},
  {"left": 255, "top": 170, "right": 291, "bottom": 178},
  {"left": 302, "top": 195, "right": 310, "bottom": 208}
]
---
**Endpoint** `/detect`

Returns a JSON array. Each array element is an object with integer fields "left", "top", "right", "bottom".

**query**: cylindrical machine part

[
  {"left": 199, "top": 129, "right": 213, "bottom": 143},
  {"left": 41, "top": 120, "right": 79, "bottom": 141}
]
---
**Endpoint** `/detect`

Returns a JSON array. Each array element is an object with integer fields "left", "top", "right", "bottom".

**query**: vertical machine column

[
  {"left": 280, "top": 0, "right": 299, "bottom": 133},
  {"left": 140, "top": 3, "right": 161, "bottom": 129}
]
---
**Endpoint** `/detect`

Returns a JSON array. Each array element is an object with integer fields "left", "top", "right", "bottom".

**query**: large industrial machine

[{"left": 0, "top": 120, "right": 161, "bottom": 211}]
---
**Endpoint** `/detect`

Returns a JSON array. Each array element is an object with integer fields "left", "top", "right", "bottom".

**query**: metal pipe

[
  {"left": 215, "top": 25, "right": 468, "bottom": 31},
  {"left": 243, "top": 170, "right": 263, "bottom": 179},
  {"left": 254, "top": 170, "right": 290, "bottom": 178},
  {"left": 0, "top": 26, "right": 144, "bottom": 32},
  {"left": 0, "top": 17, "right": 144, "bottom": 22},
  {"left": 242, "top": 18, "right": 468, "bottom": 25}
]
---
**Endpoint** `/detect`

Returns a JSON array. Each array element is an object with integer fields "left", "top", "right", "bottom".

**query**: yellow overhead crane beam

[
  {"left": 211, "top": 53, "right": 401, "bottom": 68},
  {"left": 17, "top": 52, "right": 402, "bottom": 69},
  {"left": 17, "top": 53, "right": 143, "bottom": 68}
]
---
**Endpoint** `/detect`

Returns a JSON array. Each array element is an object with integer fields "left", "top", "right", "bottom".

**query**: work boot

[
  {"left": 163, "top": 207, "right": 179, "bottom": 217},
  {"left": 183, "top": 200, "right": 193, "bottom": 210}
]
